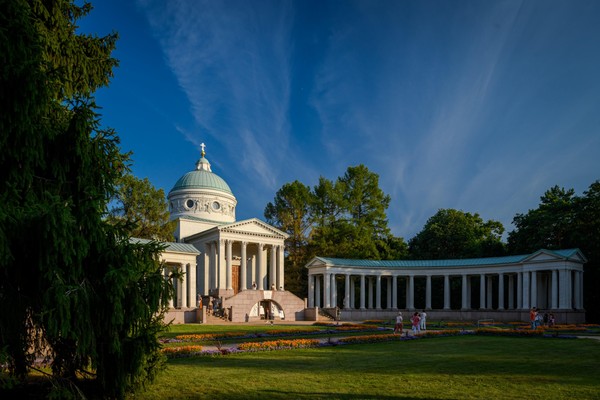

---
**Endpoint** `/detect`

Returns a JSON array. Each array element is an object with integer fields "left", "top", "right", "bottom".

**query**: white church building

[{"left": 158, "top": 145, "right": 305, "bottom": 323}]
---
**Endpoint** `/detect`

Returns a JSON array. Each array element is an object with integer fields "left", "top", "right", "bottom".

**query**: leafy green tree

[
  {"left": 108, "top": 174, "right": 176, "bottom": 241},
  {"left": 0, "top": 1, "right": 171, "bottom": 397},
  {"left": 311, "top": 165, "right": 406, "bottom": 260},
  {"left": 577, "top": 182, "right": 600, "bottom": 322},
  {"left": 265, "top": 181, "right": 315, "bottom": 296},
  {"left": 310, "top": 176, "right": 348, "bottom": 257},
  {"left": 508, "top": 182, "right": 600, "bottom": 322},
  {"left": 508, "top": 186, "right": 578, "bottom": 253},
  {"left": 409, "top": 209, "right": 505, "bottom": 259}
]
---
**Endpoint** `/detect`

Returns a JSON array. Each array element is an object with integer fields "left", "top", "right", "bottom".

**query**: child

[
  {"left": 411, "top": 312, "right": 420, "bottom": 335},
  {"left": 394, "top": 312, "right": 403, "bottom": 336}
]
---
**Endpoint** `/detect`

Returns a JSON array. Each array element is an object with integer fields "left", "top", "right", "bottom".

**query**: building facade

[
  {"left": 305, "top": 249, "right": 586, "bottom": 323},
  {"left": 159, "top": 145, "right": 304, "bottom": 323}
]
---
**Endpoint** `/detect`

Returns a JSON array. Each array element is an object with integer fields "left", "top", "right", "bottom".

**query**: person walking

[
  {"left": 420, "top": 311, "right": 427, "bottom": 331},
  {"left": 411, "top": 312, "right": 420, "bottom": 335},
  {"left": 530, "top": 307, "right": 537, "bottom": 330},
  {"left": 394, "top": 312, "right": 404, "bottom": 336}
]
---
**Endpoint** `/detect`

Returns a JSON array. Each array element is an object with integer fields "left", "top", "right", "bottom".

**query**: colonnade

[
  {"left": 307, "top": 268, "right": 584, "bottom": 311},
  {"left": 202, "top": 239, "right": 285, "bottom": 295},
  {"left": 164, "top": 262, "right": 197, "bottom": 309}
]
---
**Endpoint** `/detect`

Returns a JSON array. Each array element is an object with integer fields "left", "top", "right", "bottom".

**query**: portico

[
  {"left": 306, "top": 249, "right": 586, "bottom": 323},
  {"left": 184, "top": 218, "right": 287, "bottom": 298}
]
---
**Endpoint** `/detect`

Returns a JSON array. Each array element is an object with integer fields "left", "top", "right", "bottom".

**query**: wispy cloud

[
  {"left": 135, "top": 0, "right": 600, "bottom": 238},
  {"left": 138, "top": 0, "right": 294, "bottom": 191}
]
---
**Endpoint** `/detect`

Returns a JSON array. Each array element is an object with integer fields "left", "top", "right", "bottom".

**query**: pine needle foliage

[{"left": 0, "top": 1, "right": 172, "bottom": 397}]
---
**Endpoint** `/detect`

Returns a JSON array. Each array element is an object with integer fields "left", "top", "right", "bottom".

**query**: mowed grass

[{"left": 135, "top": 334, "right": 600, "bottom": 399}]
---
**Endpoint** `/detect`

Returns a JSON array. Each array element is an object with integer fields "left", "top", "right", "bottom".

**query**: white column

[
  {"left": 360, "top": 274, "right": 366, "bottom": 310},
  {"left": 269, "top": 245, "right": 276, "bottom": 289},
  {"left": 498, "top": 273, "right": 504, "bottom": 310},
  {"left": 344, "top": 274, "right": 351, "bottom": 309},
  {"left": 203, "top": 243, "right": 210, "bottom": 295},
  {"left": 277, "top": 245, "right": 285, "bottom": 290},
  {"left": 324, "top": 273, "right": 331, "bottom": 308},
  {"left": 559, "top": 269, "right": 572, "bottom": 309},
  {"left": 308, "top": 274, "right": 315, "bottom": 308},
  {"left": 522, "top": 271, "right": 530, "bottom": 309},
  {"left": 517, "top": 272, "right": 523, "bottom": 309},
  {"left": 461, "top": 274, "right": 468, "bottom": 310},
  {"left": 331, "top": 273, "right": 337, "bottom": 307},
  {"left": 426, "top": 275, "right": 432, "bottom": 310},
  {"left": 368, "top": 278, "right": 374, "bottom": 309},
  {"left": 257, "top": 244, "right": 264, "bottom": 290},
  {"left": 166, "top": 267, "right": 174, "bottom": 308},
  {"left": 551, "top": 269, "right": 558, "bottom": 309},
  {"left": 508, "top": 274, "right": 515, "bottom": 309},
  {"left": 486, "top": 276, "right": 493, "bottom": 309},
  {"left": 226, "top": 239, "right": 233, "bottom": 290},
  {"left": 443, "top": 275, "right": 451, "bottom": 310},
  {"left": 392, "top": 276, "right": 398, "bottom": 310},
  {"left": 211, "top": 242, "right": 218, "bottom": 290},
  {"left": 574, "top": 271, "right": 582, "bottom": 309},
  {"left": 180, "top": 263, "right": 187, "bottom": 308},
  {"left": 250, "top": 254, "right": 256, "bottom": 289},
  {"left": 315, "top": 275, "right": 321, "bottom": 308},
  {"left": 578, "top": 270, "right": 584, "bottom": 310},
  {"left": 530, "top": 271, "right": 537, "bottom": 308},
  {"left": 240, "top": 241, "right": 247, "bottom": 291},
  {"left": 218, "top": 239, "right": 226, "bottom": 289},
  {"left": 376, "top": 276, "right": 382, "bottom": 310},
  {"left": 479, "top": 274, "right": 486, "bottom": 310},
  {"left": 350, "top": 278, "right": 356, "bottom": 309},
  {"left": 188, "top": 262, "right": 196, "bottom": 308},
  {"left": 408, "top": 275, "right": 415, "bottom": 310},
  {"left": 386, "top": 277, "right": 392, "bottom": 309}
]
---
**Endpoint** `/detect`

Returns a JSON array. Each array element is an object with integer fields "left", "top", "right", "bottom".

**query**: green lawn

[{"left": 135, "top": 334, "right": 600, "bottom": 399}]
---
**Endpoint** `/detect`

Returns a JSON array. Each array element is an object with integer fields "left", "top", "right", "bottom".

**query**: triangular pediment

[
  {"left": 522, "top": 248, "right": 587, "bottom": 264},
  {"left": 218, "top": 218, "right": 289, "bottom": 239},
  {"left": 305, "top": 257, "right": 328, "bottom": 269}
]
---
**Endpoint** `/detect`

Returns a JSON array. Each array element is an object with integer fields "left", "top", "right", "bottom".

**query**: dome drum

[
  {"left": 167, "top": 147, "right": 237, "bottom": 224},
  {"left": 169, "top": 195, "right": 236, "bottom": 219}
]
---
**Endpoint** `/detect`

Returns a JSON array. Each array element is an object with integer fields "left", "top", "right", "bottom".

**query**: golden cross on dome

[{"left": 200, "top": 142, "right": 206, "bottom": 157}]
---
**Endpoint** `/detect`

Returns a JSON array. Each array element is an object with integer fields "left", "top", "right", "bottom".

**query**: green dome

[{"left": 169, "top": 156, "right": 233, "bottom": 195}]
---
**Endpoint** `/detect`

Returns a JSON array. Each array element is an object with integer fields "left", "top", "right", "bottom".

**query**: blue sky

[{"left": 80, "top": 0, "right": 600, "bottom": 241}]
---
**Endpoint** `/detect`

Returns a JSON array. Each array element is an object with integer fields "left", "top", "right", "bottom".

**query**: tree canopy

[
  {"left": 108, "top": 174, "right": 176, "bottom": 241},
  {"left": 265, "top": 165, "right": 407, "bottom": 296},
  {"left": 265, "top": 180, "right": 314, "bottom": 295},
  {"left": 508, "top": 181, "right": 600, "bottom": 322},
  {"left": 0, "top": 1, "right": 171, "bottom": 397},
  {"left": 409, "top": 209, "right": 505, "bottom": 259}
]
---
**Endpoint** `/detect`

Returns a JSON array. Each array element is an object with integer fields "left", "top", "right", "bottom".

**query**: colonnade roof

[
  {"left": 131, "top": 237, "right": 200, "bottom": 255},
  {"left": 307, "top": 248, "right": 585, "bottom": 269}
]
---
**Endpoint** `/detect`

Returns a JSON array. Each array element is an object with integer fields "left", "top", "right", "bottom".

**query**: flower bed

[
  {"left": 419, "top": 329, "right": 466, "bottom": 338},
  {"left": 238, "top": 339, "right": 320, "bottom": 352},
  {"left": 162, "top": 345, "right": 204, "bottom": 358},
  {"left": 161, "top": 323, "right": 589, "bottom": 359},
  {"left": 175, "top": 332, "right": 251, "bottom": 342},
  {"left": 475, "top": 328, "right": 544, "bottom": 337},
  {"left": 338, "top": 333, "right": 399, "bottom": 345}
]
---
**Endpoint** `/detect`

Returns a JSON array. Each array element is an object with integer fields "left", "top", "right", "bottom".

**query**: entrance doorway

[
  {"left": 232, "top": 265, "right": 240, "bottom": 294},
  {"left": 249, "top": 300, "right": 285, "bottom": 320}
]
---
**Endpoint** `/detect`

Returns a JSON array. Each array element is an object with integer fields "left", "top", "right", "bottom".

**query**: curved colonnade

[{"left": 305, "top": 249, "right": 586, "bottom": 323}]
